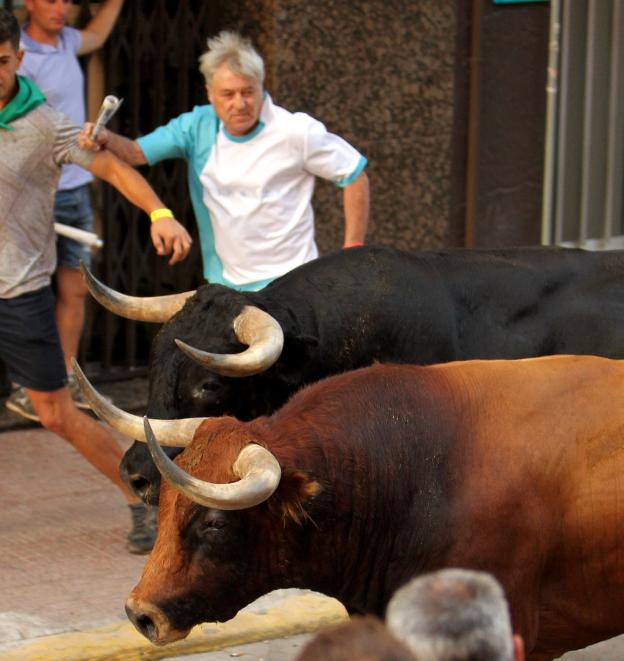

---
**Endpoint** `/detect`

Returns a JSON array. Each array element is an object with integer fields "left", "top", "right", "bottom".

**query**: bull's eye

[
  {"left": 189, "top": 380, "right": 222, "bottom": 401},
  {"left": 197, "top": 512, "right": 229, "bottom": 537}
]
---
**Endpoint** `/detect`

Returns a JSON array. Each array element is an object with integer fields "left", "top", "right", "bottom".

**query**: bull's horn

[
  {"left": 71, "top": 360, "right": 203, "bottom": 447},
  {"left": 144, "top": 417, "right": 281, "bottom": 510},
  {"left": 175, "top": 306, "right": 284, "bottom": 377},
  {"left": 80, "top": 263, "right": 195, "bottom": 323}
]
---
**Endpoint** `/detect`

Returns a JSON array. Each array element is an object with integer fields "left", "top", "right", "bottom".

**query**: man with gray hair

[
  {"left": 80, "top": 30, "right": 369, "bottom": 291},
  {"left": 386, "top": 569, "right": 525, "bottom": 661}
]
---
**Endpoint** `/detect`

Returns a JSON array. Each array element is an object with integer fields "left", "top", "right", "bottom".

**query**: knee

[
  {"left": 38, "top": 405, "right": 66, "bottom": 434},
  {"left": 37, "top": 395, "right": 77, "bottom": 435}
]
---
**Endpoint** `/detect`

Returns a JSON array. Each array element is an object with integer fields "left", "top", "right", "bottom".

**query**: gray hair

[
  {"left": 386, "top": 569, "right": 515, "bottom": 661},
  {"left": 198, "top": 31, "right": 264, "bottom": 88}
]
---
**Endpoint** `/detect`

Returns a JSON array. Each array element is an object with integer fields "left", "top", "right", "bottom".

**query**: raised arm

[
  {"left": 87, "top": 149, "right": 192, "bottom": 264},
  {"left": 342, "top": 171, "right": 370, "bottom": 248},
  {"left": 77, "top": 0, "right": 125, "bottom": 55}
]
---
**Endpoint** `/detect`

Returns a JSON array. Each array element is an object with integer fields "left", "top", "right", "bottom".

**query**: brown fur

[{"left": 131, "top": 356, "right": 624, "bottom": 659}]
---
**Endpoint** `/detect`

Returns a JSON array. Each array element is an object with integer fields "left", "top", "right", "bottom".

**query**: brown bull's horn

[
  {"left": 71, "top": 360, "right": 203, "bottom": 447},
  {"left": 80, "top": 263, "right": 195, "bottom": 323},
  {"left": 144, "top": 417, "right": 281, "bottom": 510},
  {"left": 175, "top": 305, "right": 284, "bottom": 377}
]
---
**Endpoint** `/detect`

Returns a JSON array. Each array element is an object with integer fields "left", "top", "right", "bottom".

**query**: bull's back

[
  {"left": 434, "top": 355, "right": 624, "bottom": 655},
  {"left": 435, "top": 247, "right": 624, "bottom": 359},
  {"left": 268, "top": 245, "right": 624, "bottom": 362}
]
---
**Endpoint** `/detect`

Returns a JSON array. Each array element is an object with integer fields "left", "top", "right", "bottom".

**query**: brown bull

[{"left": 75, "top": 355, "right": 624, "bottom": 659}]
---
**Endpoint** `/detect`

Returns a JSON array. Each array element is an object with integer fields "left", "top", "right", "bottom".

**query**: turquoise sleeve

[{"left": 137, "top": 111, "right": 196, "bottom": 165}]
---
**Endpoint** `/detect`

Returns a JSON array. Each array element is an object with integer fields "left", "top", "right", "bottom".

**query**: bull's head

[
  {"left": 125, "top": 420, "right": 321, "bottom": 646},
  {"left": 73, "top": 366, "right": 325, "bottom": 644},
  {"left": 80, "top": 267, "right": 286, "bottom": 504}
]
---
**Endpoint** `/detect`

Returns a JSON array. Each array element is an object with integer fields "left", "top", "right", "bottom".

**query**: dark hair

[
  {"left": 0, "top": 8, "right": 20, "bottom": 51},
  {"left": 296, "top": 616, "right": 416, "bottom": 661}
]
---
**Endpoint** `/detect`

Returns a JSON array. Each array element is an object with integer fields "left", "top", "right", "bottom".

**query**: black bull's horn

[
  {"left": 81, "top": 264, "right": 285, "bottom": 377},
  {"left": 71, "top": 360, "right": 204, "bottom": 447},
  {"left": 174, "top": 306, "right": 285, "bottom": 377},
  {"left": 80, "top": 263, "right": 195, "bottom": 323},
  {"left": 71, "top": 362, "right": 281, "bottom": 509},
  {"left": 144, "top": 417, "right": 282, "bottom": 510}
]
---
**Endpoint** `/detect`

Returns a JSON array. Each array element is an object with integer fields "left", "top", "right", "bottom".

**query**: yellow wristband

[{"left": 150, "top": 208, "right": 174, "bottom": 223}]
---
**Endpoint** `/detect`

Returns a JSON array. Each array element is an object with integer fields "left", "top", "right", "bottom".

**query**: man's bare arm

[
  {"left": 78, "top": 124, "right": 147, "bottom": 166},
  {"left": 342, "top": 171, "right": 370, "bottom": 247},
  {"left": 88, "top": 150, "right": 192, "bottom": 264},
  {"left": 77, "top": 0, "right": 125, "bottom": 55}
]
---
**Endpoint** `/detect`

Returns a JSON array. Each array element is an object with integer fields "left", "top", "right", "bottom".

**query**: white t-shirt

[{"left": 199, "top": 96, "right": 365, "bottom": 284}]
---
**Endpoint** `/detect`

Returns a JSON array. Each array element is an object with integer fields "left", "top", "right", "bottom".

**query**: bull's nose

[
  {"left": 125, "top": 597, "right": 165, "bottom": 645},
  {"left": 125, "top": 603, "right": 157, "bottom": 641}
]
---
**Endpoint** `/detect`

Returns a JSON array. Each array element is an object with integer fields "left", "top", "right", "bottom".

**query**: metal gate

[
  {"left": 1, "top": 1, "right": 218, "bottom": 385},
  {"left": 542, "top": 0, "right": 624, "bottom": 249},
  {"left": 86, "top": 0, "right": 218, "bottom": 376}
]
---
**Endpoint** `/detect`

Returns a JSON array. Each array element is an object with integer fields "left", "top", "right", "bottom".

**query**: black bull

[{"left": 83, "top": 244, "right": 624, "bottom": 503}]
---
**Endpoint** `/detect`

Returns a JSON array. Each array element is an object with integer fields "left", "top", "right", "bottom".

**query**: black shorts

[{"left": 0, "top": 286, "right": 67, "bottom": 392}]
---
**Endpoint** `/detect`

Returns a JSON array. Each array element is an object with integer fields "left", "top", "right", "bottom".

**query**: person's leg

[
  {"left": 55, "top": 265, "right": 88, "bottom": 372},
  {"left": 26, "top": 386, "right": 137, "bottom": 503},
  {"left": 54, "top": 185, "right": 92, "bottom": 372},
  {"left": 27, "top": 385, "right": 156, "bottom": 553},
  {"left": 1, "top": 285, "right": 155, "bottom": 554}
]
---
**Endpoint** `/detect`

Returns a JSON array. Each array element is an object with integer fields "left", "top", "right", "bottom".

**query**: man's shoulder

[
  {"left": 268, "top": 99, "right": 319, "bottom": 130},
  {"left": 24, "top": 103, "right": 74, "bottom": 134},
  {"left": 21, "top": 102, "right": 56, "bottom": 124},
  {"left": 60, "top": 26, "right": 81, "bottom": 50},
  {"left": 6, "top": 104, "right": 61, "bottom": 148},
  {"left": 158, "top": 104, "right": 217, "bottom": 134},
  {"left": 20, "top": 25, "right": 80, "bottom": 50},
  {"left": 186, "top": 104, "right": 217, "bottom": 123}
]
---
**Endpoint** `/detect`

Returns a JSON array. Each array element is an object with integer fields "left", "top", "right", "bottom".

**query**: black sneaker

[
  {"left": 127, "top": 503, "right": 157, "bottom": 554},
  {"left": 5, "top": 387, "right": 40, "bottom": 422}
]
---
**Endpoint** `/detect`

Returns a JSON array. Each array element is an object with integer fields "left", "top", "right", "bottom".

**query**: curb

[{"left": 1, "top": 594, "right": 348, "bottom": 661}]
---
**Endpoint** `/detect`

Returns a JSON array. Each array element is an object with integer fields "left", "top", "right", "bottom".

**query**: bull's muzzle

[{"left": 125, "top": 595, "right": 191, "bottom": 646}]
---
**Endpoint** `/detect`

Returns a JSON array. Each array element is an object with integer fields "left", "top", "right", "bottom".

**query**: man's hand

[
  {"left": 88, "top": 150, "right": 191, "bottom": 264},
  {"left": 79, "top": 122, "right": 147, "bottom": 165},
  {"left": 79, "top": 122, "right": 108, "bottom": 151},
  {"left": 150, "top": 217, "right": 193, "bottom": 265}
]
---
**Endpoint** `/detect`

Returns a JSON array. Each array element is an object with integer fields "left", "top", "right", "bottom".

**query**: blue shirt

[{"left": 19, "top": 26, "right": 92, "bottom": 191}]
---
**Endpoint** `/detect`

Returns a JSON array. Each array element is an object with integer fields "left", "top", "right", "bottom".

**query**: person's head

[
  {"left": 198, "top": 31, "right": 264, "bottom": 137},
  {"left": 296, "top": 616, "right": 416, "bottom": 661},
  {"left": 386, "top": 569, "right": 525, "bottom": 661},
  {"left": 0, "top": 9, "right": 23, "bottom": 107},
  {"left": 24, "top": 0, "right": 71, "bottom": 36}
]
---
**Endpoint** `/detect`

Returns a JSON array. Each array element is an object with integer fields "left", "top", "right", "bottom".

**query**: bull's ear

[
  {"left": 269, "top": 468, "right": 322, "bottom": 524},
  {"left": 273, "top": 334, "right": 319, "bottom": 385}
]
